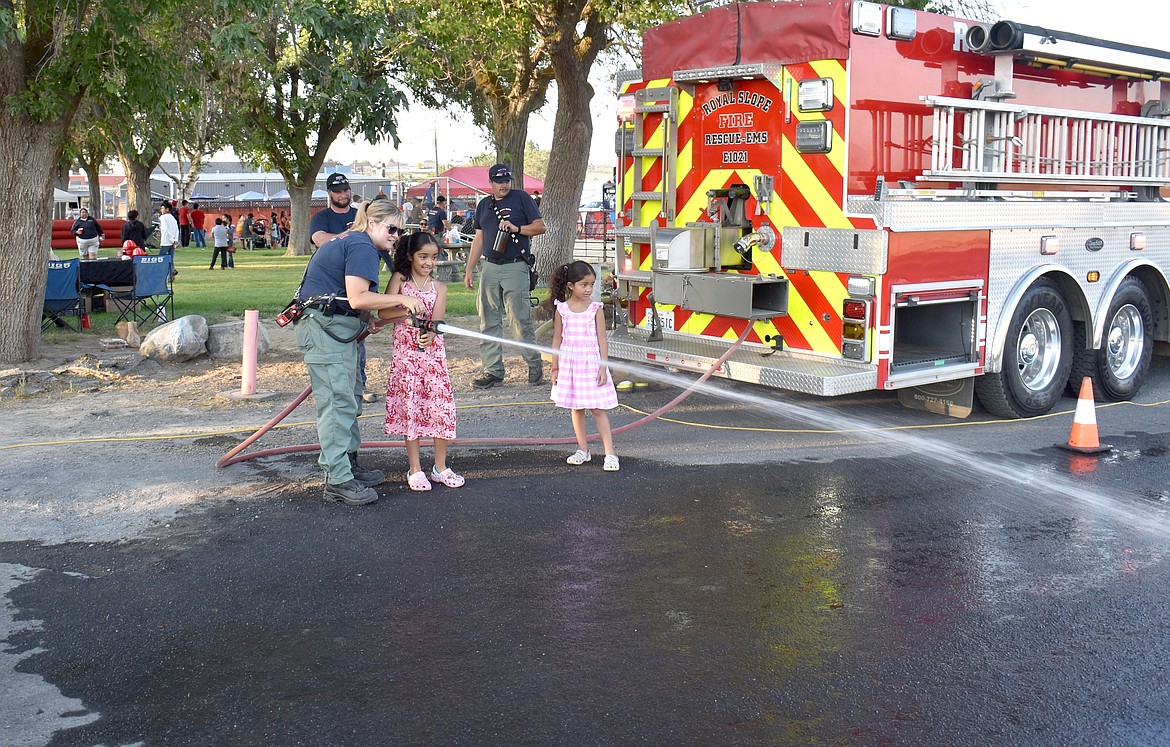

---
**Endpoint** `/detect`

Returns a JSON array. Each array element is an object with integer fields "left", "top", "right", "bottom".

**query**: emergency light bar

[{"left": 673, "top": 63, "right": 781, "bottom": 83}]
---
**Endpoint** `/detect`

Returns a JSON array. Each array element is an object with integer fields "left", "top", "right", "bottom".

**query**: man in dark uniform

[
  {"left": 426, "top": 194, "right": 450, "bottom": 235},
  {"left": 462, "top": 163, "right": 546, "bottom": 388}
]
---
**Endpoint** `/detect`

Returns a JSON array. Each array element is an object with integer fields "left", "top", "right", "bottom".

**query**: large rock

[
  {"left": 206, "top": 320, "right": 272, "bottom": 360},
  {"left": 139, "top": 315, "right": 208, "bottom": 362}
]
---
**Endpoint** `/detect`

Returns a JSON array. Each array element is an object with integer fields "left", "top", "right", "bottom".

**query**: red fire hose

[{"left": 216, "top": 322, "right": 753, "bottom": 468}]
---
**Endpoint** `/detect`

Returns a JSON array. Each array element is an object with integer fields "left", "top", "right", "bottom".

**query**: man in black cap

[
  {"left": 463, "top": 163, "right": 546, "bottom": 388},
  {"left": 310, "top": 173, "right": 356, "bottom": 248},
  {"left": 310, "top": 172, "right": 379, "bottom": 403},
  {"left": 427, "top": 194, "right": 451, "bottom": 235}
]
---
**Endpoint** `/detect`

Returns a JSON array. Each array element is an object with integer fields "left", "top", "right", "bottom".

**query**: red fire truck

[{"left": 610, "top": 0, "right": 1170, "bottom": 417}]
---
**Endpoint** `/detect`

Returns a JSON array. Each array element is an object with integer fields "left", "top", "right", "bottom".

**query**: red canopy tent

[{"left": 405, "top": 166, "right": 544, "bottom": 201}]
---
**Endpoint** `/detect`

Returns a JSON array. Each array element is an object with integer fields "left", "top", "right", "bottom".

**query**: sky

[{"left": 321, "top": 0, "right": 1165, "bottom": 176}]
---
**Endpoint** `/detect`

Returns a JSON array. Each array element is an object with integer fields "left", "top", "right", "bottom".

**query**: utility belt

[
  {"left": 276, "top": 293, "right": 360, "bottom": 330},
  {"left": 486, "top": 256, "right": 526, "bottom": 265},
  {"left": 302, "top": 297, "right": 361, "bottom": 317}
]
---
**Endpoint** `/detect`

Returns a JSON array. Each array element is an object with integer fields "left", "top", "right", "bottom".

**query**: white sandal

[
  {"left": 603, "top": 454, "right": 620, "bottom": 472},
  {"left": 430, "top": 467, "right": 465, "bottom": 488},
  {"left": 406, "top": 471, "right": 432, "bottom": 492},
  {"left": 566, "top": 449, "right": 592, "bottom": 465}
]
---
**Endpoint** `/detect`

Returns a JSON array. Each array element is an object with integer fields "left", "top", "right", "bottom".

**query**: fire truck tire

[
  {"left": 975, "top": 280, "right": 1073, "bottom": 418},
  {"left": 1068, "top": 277, "right": 1153, "bottom": 401}
]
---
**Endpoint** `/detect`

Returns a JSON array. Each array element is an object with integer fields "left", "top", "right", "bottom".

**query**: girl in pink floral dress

[
  {"left": 550, "top": 260, "right": 620, "bottom": 471},
  {"left": 384, "top": 232, "right": 463, "bottom": 491}
]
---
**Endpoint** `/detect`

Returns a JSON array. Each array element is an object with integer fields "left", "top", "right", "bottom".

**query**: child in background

[
  {"left": 383, "top": 232, "right": 463, "bottom": 491},
  {"left": 550, "top": 260, "right": 620, "bottom": 471},
  {"left": 208, "top": 218, "right": 230, "bottom": 269},
  {"left": 222, "top": 214, "right": 236, "bottom": 268}
]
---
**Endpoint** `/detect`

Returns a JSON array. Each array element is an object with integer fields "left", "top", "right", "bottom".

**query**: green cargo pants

[
  {"left": 295, "top": 309, "right": 364, "bottom": 483},
  {"left": 476, "top": 260, "right": 541, "bottom": 378}
]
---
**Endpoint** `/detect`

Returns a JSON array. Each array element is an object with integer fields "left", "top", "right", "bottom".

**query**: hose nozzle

[{"left": 407, "top": 315, "right": 445, "bottom": 335}]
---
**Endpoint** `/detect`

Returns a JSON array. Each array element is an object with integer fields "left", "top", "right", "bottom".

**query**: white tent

[
  {"left": 234, "top": 190, "right": 266, "bottom": 201},
  {"left": 53, "top": 188, "right": 84, "bottom": 203}
]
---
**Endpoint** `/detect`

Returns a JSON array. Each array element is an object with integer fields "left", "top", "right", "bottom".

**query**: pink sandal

[
  {"left": 430, "top": 467, "right": 465, "bottom": 488},
  {"left": 406, "top": 470, "right": 432, "bottom": 492}
]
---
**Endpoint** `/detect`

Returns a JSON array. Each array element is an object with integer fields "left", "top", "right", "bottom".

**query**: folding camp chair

[
  {"left": 98, "top": 255, "right": 174, "bottom": 325},
  {"left": 42, "top": 258, "right": 85, "bottom": 332}
]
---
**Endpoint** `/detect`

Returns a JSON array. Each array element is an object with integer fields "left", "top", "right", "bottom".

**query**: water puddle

[{"left": 0, "top": 563, "right": 102, "bottom": 741}]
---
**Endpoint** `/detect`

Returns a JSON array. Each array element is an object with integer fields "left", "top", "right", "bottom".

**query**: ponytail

[{"left": 548, "top": 260, "right": 595, "bottom": 302}]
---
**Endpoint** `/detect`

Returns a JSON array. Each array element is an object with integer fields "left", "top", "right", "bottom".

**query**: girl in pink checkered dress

[{"left": 550, "top": 261, "right": 619, "bottom": 472}]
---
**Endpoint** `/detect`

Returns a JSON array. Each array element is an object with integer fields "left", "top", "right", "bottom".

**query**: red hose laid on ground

[{"left": 217, "top": 324, "right": 752, "bottom": 468}]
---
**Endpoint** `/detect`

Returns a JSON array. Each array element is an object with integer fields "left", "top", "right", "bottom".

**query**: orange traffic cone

[{"left": 1057, "top": 377, "right": 1112, "bottom": 454}]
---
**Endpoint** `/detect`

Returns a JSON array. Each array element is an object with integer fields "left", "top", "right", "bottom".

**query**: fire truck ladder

[
  {"left": 616, "top": 85, "right": 679, "bottom": 282},
  {"left": 922, "top": 96, "right": 1170, "bottom": 187}
]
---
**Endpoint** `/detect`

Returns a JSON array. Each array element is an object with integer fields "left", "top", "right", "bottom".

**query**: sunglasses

[{"left": 385, "top": 224, "right": 403, "bottom": 236}]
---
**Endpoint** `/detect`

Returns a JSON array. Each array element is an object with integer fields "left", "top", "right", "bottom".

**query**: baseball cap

[
  {"left": 488, "top": 164, "right": 512, "bottom": 183},
  {"left": 326, "top": 173, "right": 351, "bottom": 191}
]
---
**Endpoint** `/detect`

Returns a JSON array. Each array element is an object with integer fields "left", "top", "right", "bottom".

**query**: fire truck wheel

[
  {"left": 975, "top": 280, "right": 1073, "bottom": 418},
  {"left": 1068, "top": 277, "right": 1153, "bottom": 401}
]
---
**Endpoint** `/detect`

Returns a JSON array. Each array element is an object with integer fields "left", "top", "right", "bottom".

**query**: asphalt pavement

[{"left": 4, "top": 358, "right": 1170, "bottom": 746}]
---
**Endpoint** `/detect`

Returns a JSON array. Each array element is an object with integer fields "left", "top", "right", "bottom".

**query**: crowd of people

[{"left": 291, "top": 164, "right": 619, "bottom": 507}]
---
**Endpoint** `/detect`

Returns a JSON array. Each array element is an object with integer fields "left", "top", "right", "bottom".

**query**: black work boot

[
  {"left": 323, "top": 479, "right": 379, "bottom": 506},
  {"left": 471, "top": 372, "right": 504, "bottom": 389},
  {"left": 348, "top": 452, "right": 385, "bottom": 487}
]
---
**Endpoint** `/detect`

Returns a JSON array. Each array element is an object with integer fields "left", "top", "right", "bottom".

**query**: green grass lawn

[{"left": 45, "top": 245, "right": 477, "bottom": 340}]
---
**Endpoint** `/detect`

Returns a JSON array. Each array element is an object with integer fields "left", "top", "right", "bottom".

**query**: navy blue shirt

[
  {"left": 309, "top": 206, "right": 357, "bottom": 247},
  {"left": 426, "top": 206, "right": 448, "bottom": 233},
  {"left": 297, "top": 231, "right": 380, "bottom": 316},
  {"left": 473, "top": 191, "right": 541, "bottom": 261}
]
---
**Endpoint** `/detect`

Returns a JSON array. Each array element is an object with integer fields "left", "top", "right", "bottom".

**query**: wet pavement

[{"left": 5, "top": 370, "right": 1170, "bottom": 745}]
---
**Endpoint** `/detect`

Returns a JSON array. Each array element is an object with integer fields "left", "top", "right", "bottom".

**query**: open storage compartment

[{"left": 889, "top": 281, "right": 982, "bottom": 379}]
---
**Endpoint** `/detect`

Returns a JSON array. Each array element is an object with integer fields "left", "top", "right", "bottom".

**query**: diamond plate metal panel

[
  {"left": 607, "top": 327, "right": 876, "bottom": 396},
  {"left": 984, "top": 224, "right": 1170, "bottom": 370},
  {"left": 781, "top": 227, "right": 887, "bottom": 274}
]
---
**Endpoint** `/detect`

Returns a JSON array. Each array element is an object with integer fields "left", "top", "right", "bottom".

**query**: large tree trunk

[
  {"left": 120, "top": 151, "right": 162, "bottom": 223},
  {"left": 533, "top": 10, "right": 606, "bottom": 278},
  {"left": 534, "top": 76, "right": 594, "bottom": 276},
  {"left": 286, "top": 183, "right": 315, "bottom": 257},
  {"left": 0, "top": 116, "right": 70, "bottom": 363},
  {"left": 77, "top": 157, "right": 103, "bottom": 215},
  {"left": 495, "top": 116, "right": 530, "bottom": 191}
]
